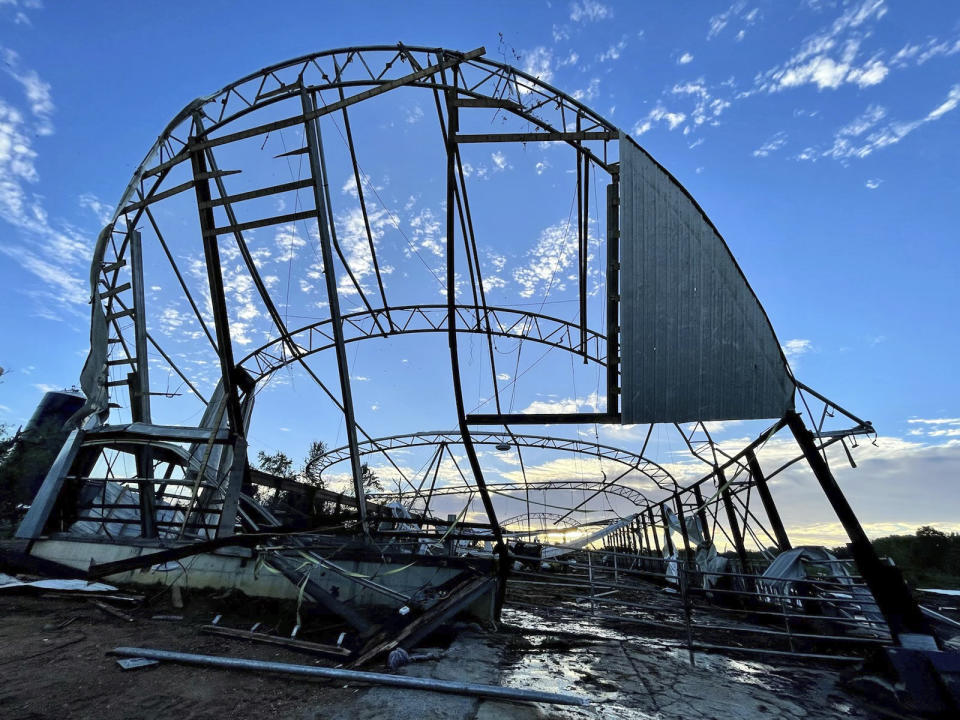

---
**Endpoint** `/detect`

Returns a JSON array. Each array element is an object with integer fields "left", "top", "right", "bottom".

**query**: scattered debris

[
  {"left": 90, "top": 599, "right": 134, "bottom": 623},
  {"left": 115, "top": 657, "right": 158, "bottom": 671}
]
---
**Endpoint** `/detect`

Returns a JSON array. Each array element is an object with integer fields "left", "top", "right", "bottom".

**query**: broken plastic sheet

[
  {"left": 0, "top": 572, "right": 117, "bottom": 593},
  {"left": 540, "top": 513, "right": 640, "bottom": 559},
  {"left": 664, "top": 509, "right": 728, "bottom": 588},
  {"left": 69, "top": 480, "right": 184, "bottom": 539}
]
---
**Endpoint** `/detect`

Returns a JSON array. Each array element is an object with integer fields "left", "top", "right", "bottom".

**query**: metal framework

[{"left": 16, "top": 43, "right": 941, "bottom": 656}]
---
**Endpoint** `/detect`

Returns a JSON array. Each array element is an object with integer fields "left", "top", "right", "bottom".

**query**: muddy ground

[{"left": 0, "top": 577, "right": 887, "bottom": 720}]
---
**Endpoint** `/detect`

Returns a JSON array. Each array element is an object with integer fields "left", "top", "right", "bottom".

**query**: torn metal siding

[{"left": 619, "top": 135, "right": 794, "bottom": 423}]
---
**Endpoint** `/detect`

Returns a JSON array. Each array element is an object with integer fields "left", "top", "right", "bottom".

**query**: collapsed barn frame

[{"left": 12, "top": 45, "right": 956, "bottom": 696}]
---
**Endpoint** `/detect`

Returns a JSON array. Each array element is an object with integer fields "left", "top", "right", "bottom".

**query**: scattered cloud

[
  {"left": 0, "top": 1, "right": 43, "bottom": 26},
  {"left": 752, "top": 131, "right": 787, "bottom": 157},
  {"left": 0, "top": 60, "right": 92, "bottom": 318},
  {"left": 569, "top": 1, "right": 611, "bottom": 23},
  {"left": 781, "top": 338, "right": 813, "bottom": 364},
  {"left": 865, "top": 178, "right": 882, "bottom": 189},
  {"left": 598, "top": 37, "right": 627, "bottom": 63},
  {"left": 522, "top": 391, "right": 605, "bottom": 415},
  {"left": 1, "top": 47, "right": 54, "bottom": 135},
  {"left": 890, "top": 36, "right": 960, "bottom": 68},
  {"left": 678, "top": 52, "right": 694, "bottom": 65},
  {"left": 633, "top": 104, "right": 686, "bottom": 135},
  {"left": 707, "top": 2, "right": 760, "bottom": 41},
  {"left": 758, "top": 0, "right": 890, "bottom": 92},
  {"left": 816, "top": 85, "right": 960, "bottom": 161},
  {"left": 512, "top": 218, "right": 592, "bottom": 298},
  {"left": 404, "top": 104, "right": 424, "bottom": 125},
  {"left": 520, "top": 46, "right": 553, "bottom": 90}
]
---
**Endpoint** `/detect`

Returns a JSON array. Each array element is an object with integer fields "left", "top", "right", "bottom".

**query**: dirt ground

[{"left": 0, "top": 577, "right": 889, "bottom": 720}]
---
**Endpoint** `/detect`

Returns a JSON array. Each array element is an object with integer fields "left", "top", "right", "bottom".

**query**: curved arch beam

[
  {"left": 501, "top": 512, "right": 580, "bottom": 529},
  {"left": 237, "top": 305, "right": 606, "bottom": 382},
  {"left": 315, "top": 430, "right": 674, "bottom": 490},
  {"left": 371, "top": 479, "right": 651, "bottom": 508},
  {"left": 113, "top": 44, "right": 618, "bottom": 220}
]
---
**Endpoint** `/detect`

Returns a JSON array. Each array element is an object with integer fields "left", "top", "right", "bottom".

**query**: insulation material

[{"left": 618, "top": 135, "right": 795, "bottom": 423}]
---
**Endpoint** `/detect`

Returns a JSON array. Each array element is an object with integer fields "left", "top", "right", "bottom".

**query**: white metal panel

[{"left": 619, "top": 135, "right": 794, "bottom": 423}]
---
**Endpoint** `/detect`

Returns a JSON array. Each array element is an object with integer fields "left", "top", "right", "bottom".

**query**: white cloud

[
  {"left": 891, "top": 36, "right": 960, "bottom": 68},
  {"left": 512, "top": 219, "right": 585, "bottom": 298},
  {"left": 1, "top": 47, "right": 54, "bottom": 135},
  {"left": 573, "top": 77, "right": 601, "bottom": 102},
  {"left": 598, "top": 38, "right": 627, "bottom": 63},
  {"left": 707, "top": 2, "right": 760, "bottom": 41},
  {"left": 491, "top": 151, "right": 508, "bottom": 171},
  {"left": 669, "top": 79, "right": 733, "bottom": 130},
  {"left": 752, "top": 131, "right": 787, "bottom": 157},
  {"left": 520, "top": 47, "right": 553, "bottom": 92},
  {"left": 404, "top": 104, "right": 424, "bottom": 124},
  {"left": 522, "top": 391, "right": 605, "bottom": 415},
  {"left": 678, "top": 52, "right": 694, "bottom": 65},
  {"left": 818, "top": 85, "right": 960, "bottom": 161},
  {"left": 569, "top": 1, "right": 611, "bottom": 23},
  {"left": 758, "top": 1, "right": 890, "bottom": 92},
  {"left": 781, "top": 338, "right": 813, "bottom": 364},
  {"left": 0, "top": 77, "right": 92, "bottom": 317},
  {"left": 865, "top": 178, "right": 881, "bottom": 189},
  {"left": 633, "top": 105, "right": 686, "bottom": 135}
]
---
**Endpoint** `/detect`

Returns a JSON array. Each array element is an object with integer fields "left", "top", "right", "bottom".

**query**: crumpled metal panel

[{"left": 619, "top": 135, "right": 794, "bottom": 423}]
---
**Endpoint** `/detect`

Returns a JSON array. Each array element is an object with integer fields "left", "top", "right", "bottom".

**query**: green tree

[
  {"left": 256, "top": 450, "right": 294, "bottom": 479},
  {"left": 300, "top": 440, "right": 327, "bottom": 490}
]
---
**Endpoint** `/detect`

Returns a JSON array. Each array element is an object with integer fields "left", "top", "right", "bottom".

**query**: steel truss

[{"left": 237, "top": 305, "right": 606, "bottom": 382}]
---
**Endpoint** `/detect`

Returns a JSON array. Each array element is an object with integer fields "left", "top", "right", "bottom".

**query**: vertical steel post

[
  {"left": 128, "top": 228, "right": 156, "bottom": 538},
  {"left": 189, "top": 146, "right": 244, "bottom": 435},
  {"left": 647, "top": 508, "right": 661, "bottom": 555},
  {"left": 785, "top": 411, "right": 935, "bottom": 644},
  {"left": 605, "top": 178, "right": 620, "bottom": 410},
  {"left": 442, "top": 78, "right": 503, "bottom": 548},
  {"left": 674, "top": 496, "right": 693, "bottom": 569},
  {"left": 746, "top": 450, "right": 791, "bottom": 551},
  {"left": 300, "top": 89, "right": 367, "bottom": 530},
  {"left": 718, "top": 467, "right": 749, "bottom": 571}
]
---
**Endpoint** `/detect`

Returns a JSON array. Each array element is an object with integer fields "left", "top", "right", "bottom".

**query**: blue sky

[{"left": 0, "top": 1, "right": 958, "bottom": 545}]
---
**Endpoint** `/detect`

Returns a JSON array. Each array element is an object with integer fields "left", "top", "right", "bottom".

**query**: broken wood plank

[{"left": 90, "top": 599, "right": 135, "bottom": 623}]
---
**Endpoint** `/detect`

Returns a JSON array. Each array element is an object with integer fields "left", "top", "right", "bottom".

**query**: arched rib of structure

[
  {"left": 500, "top": 512, "right": 581, "bottom": 529},
  {"left": 372, "top": 479, "right": 650, "bottom": 510},
  {"left": 237, "top": 305, "right": 606, "bottom": 382},
  {"left": 81, "top": 45, "right": 621, "bottom": 423},
  {"left": 310, "top": 430, "right": 677, "bottom": 492}
]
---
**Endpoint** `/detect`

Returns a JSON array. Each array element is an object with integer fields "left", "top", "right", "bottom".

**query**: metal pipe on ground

[{"left": 109, "top": 647, "right": 589, "bottom": 706}]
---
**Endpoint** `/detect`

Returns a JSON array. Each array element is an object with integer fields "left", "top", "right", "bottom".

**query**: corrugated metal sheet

[{"left": 619, "top": 135, "right": 794, "bottom": 423}]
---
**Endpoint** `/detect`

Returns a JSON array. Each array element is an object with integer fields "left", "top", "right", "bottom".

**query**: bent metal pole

[{"left": 110, "top": 647, "right": 589, "bottom": 706}]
